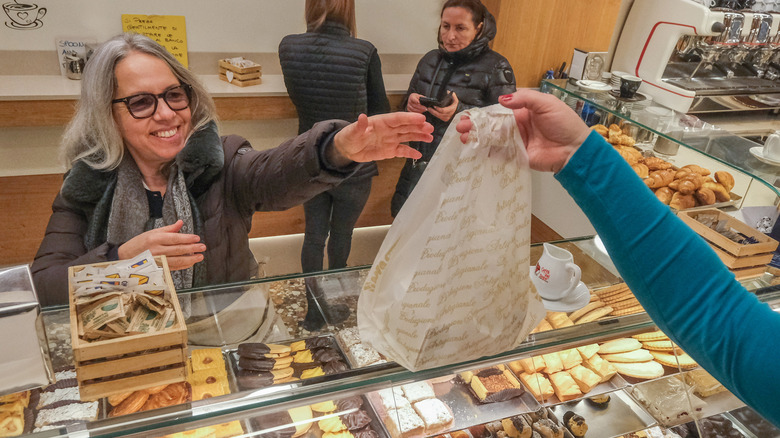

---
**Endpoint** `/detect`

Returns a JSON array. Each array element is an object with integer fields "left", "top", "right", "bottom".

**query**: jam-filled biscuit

[{"left": 191, "top": 348, "right": 226, "bottom": 372}]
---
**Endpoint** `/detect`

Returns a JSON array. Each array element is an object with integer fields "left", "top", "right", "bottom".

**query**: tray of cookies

[
  {"left": 505, "top": 344, "right": 629, "bottom": 406},
  {"left": 549, "top": 390, "right": 656, "bottom": 438},
  {"left": 440, "top": 406, "right": 575, "bottom": 438},
  {"left": 246, "top": 394, "right": 388, "bottom": 438},
  {"left": 229, "top": 335, "right": 350, "bottom": 392},
  {"left": 599, "top": 332, "right": 702, "bottom": 385},
  {"left": 367, "top": 369, "right": 541, "bottom": 438}
]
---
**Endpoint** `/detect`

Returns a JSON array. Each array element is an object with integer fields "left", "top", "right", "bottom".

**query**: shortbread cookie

[
  {"left": 602, "top": 349, "right": 654, "bottom": 363},
  {"left": 632, "top": 330, "right": 669, "bottom": 342},
  {"left": 612, "top": 361, "right": 665, "bottom": 379},
  {"left": 594, "top": 283, "right": 630, "bottom": 298},
  {"left": 547, "top": 312, "right": 574, "bottom": 329},
  {"left": 568, "top": 301, "right": 604, "bottom": 323},
  {"left": 598, "top": 338, "right": 642, "bottom": 354},
  {"left": 642, "top": 340, "right": 677, "bottom": 351},
  {"left": 649, "top": 351, "right": 698, "bottom": 369},
  {"left": 611, "top": 305, "right": 645, "bottom": 316},
  {"left": 575, "top": 306, "right": 614, "bottom": 324}
]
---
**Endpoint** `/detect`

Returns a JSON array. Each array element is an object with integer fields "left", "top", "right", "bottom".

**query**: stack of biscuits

[
  {"left": 592, "top": 283, "right": 646, "bottom": 318},
  {"left": 236, "top": 343, "right": 296, "bottom": 388},
  {"left": 508, "top": 344, "right": 613, "bottom": 403},
  {"left": 632, "top": 330, "right": 698, "bottom": 371},
  {"left": 598, "top": 338, "right": 664, "bottom": 380},
  {"left": 188, "top": 348, "right": 230, "bottom": 401}
]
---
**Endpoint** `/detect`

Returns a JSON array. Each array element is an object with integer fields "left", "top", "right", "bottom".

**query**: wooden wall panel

[{"left": 491, "top": 0, "right": 622, "bottom": 88}]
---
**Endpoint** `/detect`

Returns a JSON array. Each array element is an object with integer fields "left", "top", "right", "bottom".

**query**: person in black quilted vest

[
  {"left": 279, "top": 0, "right": 390, "bottom": 330},
  {"left": 390, "top": 0, "right": 517, "bottom": 217}
]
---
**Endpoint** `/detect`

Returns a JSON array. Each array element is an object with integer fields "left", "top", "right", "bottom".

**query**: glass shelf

[
  {"left": 542, "top": 78, "right": 780, "bottom": 209},
  {"left": 32, "top": 236, "right": 780, "bottom": 437}
]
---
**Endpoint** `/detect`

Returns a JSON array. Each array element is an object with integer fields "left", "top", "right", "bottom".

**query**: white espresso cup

[
  {"left": 532, "top": 243, "right": 582, "bottom": 301},
  {"left": 764, "top": 133, "right": 780, "bottom": 161}
]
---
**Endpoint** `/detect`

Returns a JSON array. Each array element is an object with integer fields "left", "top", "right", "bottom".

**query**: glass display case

[
  {"left": 542, "top": 78, "right": 780, "bottom": 211},
  {"left": 20, "top": 236, "right": 780, "bottom": 438}
]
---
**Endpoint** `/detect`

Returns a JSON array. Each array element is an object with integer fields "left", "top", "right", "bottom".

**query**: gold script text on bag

[{"left": 358, "top": 104, "right": 545, "bottom": 371}]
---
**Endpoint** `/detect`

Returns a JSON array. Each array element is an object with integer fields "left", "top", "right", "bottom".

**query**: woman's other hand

[
  {"left": 406, "top": 93, "right": 427, "bottom": 114},
  {"left": 117, "top": 220, "right": 205, "bottom": 270},
  {"left": 331, "top": 113, "right": 433, "bottom": 164},
  {"left": 427, "top": 91, "right": 459, "bottom": 122},
  {"left": 455, "top": 89, "right": 590, "bottom": 173}
]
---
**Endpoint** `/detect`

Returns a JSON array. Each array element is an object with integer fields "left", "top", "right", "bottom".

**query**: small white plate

[
  {"left": 750, "top": 146, "right": 780, "bottom": 166},
  {"left": 530, "top": 267, "right": 592, "bottom": 312},
  {"left": 576, "top": 80, "right": 612, "bottom": 93}
]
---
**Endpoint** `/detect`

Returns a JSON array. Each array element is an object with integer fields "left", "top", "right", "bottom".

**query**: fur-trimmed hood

[{"left": 61, "top": 121, "right": 224, "bottom": 204}]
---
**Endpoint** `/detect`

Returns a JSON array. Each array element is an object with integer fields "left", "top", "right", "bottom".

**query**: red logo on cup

[{"left": 535, "top": 263, "right": 550, "bottom": 282}]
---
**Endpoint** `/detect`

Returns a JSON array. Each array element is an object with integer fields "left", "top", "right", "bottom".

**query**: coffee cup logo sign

[
  {"left": 3, "top": 0, "right": 46, "bottom": 30},
  {"left": 534, "top": 264, "right": 551, "bottom": 282}
]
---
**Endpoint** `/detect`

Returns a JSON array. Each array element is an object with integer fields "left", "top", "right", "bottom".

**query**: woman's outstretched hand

[
  {"left": 456, "top": 89, "right": 590, "bottom": 173},
  {"left": 331, "top": 112, "right": 433, "bottom": 164}
]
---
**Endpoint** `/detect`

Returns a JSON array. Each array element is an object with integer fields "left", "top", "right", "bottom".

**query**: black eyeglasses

[{"left": 112, "top": 84, "right": 192, "bottom": 119}]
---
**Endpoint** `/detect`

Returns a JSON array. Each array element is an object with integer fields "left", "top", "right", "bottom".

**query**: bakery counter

[
  {"left": 6, "top": 236, "right": 778, "bottom": 437},
  {"left": 0, "top": 73, "right": 412, "bottom": 127}
]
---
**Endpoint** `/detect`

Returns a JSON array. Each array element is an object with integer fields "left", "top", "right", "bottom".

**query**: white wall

[{"left": 0, "top": 0, "right": 443, "bottom": 54}]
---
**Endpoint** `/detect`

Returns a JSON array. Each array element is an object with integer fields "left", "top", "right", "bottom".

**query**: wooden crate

[
  {"left": 218, "top": 59, "right": 261, "bottom": 75},
  {"left": 678, "top": 209, "right": 778, "bottom": 275},
  {"left": 68, "top": 256, "right": 187, "bottom": 401},
  {"left": 218, "top": 73, "right": 262, "bottom": 87}
]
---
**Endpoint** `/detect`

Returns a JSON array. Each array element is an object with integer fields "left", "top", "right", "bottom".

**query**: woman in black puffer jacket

[{"left": 391, "top": 0, "right": 516, "bottom": 217}]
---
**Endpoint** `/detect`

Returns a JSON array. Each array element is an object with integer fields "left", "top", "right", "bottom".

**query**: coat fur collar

[{"left": 61, "top": 121, "right": 224, "bottom": 204}]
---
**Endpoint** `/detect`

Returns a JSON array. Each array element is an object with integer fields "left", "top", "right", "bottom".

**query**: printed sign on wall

[{"left": 121, "top": 14, "right": 188, "bottom": 68}]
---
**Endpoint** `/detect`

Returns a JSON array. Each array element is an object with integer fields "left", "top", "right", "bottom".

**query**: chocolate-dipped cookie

[
  {"left": 312, "top": 347, "right": 342, "bottom": 363},
  {"left": 324, "top": 360, "right": 348, "bottom": 374},
  {"left": 335, "top": 396, "right": 363, "bottom": 411},
  {"left": 237, "top": 369, "right": 275, "bottom": 388},
  {"left": 238, "top": 356, "right": 275, "bottom": 371},
  {"left": 352, "top": 426, "right": 378, "bottom": 438},
  {"left": 250, "top": 411, "right": 296, "bottom": 438},
  {"left": 238, "top": 343, "right": 291, "bottom": 359},
  {"left": 341, "top": 409, "right": 372, "bottom": 430}
]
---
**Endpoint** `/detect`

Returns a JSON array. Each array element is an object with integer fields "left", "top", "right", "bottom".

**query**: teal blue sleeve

[{"left": 555, "top": 130, "right": 780, "bottom": 427}]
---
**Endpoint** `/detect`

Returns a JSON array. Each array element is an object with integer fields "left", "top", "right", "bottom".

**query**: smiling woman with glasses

[
  {"left": 111, "top": 84, "right": 191, "bottom": 119},
  {"left": 30, "top": 33, "right": 434, "bottom": 317}
]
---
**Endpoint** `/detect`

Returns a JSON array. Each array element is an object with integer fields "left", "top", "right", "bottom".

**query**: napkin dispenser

[{"left": 0, "top": 265, "right": 54, "bottom": 396}]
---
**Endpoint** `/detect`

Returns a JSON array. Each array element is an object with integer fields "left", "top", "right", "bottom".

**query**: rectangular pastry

[
  {"left": 583, "top": 354, "right": 617, "bottom": 383},
  {"left": 469, "top": 367, "right": 525, "bottom": 403},
  {"left": 400, "top": 382, "right": 435, "bottom": 404},
  {"left": 541, "top": 352, "right": 563, "bottom": 374},
  {"left": 518, "top": 372, "right": 555, "bottom": 402},
  {"left": 558, "top": 348, "right": 583, "bottom": 370},
  {"left": 386, "top": 404, "right": 424, "bottom": 438},
  {"left": 549, "top": 372, "right": 583, "bottom": 402},
  {"left": 576, "top": 344, "right": 600, "bottom": 360},
  {"left": 412, "top": 398, "right": 454, "bottom": 432},
  {"left": 34, "top": 401, "right": 99, "bottom": 429},
  {"left": 378, "top": 387, "right": 410, "bottom": 411},
  {"left": 509, "top": 357, "right": 545, "bottom": 375},
  {"left": 568, "top": 365, "right": 602, "bottom": 393}
]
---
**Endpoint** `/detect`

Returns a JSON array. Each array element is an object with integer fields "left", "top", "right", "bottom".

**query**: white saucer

[
  {"left": 749, "top": 147, "right": 780, "bottom": 166},
  {"left": 529, "top": 267, "right": 592, "bottom": 312},
  {"left": 576, "top": 80, "right": 612, "bottom": 93}
]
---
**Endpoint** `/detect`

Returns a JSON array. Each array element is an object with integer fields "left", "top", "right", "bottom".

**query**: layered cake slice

[{"left": 470, "top": 367, "right": 525, "bottom": 403}]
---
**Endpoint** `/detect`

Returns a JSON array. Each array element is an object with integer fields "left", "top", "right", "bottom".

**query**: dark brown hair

[
  {"left": 305, "top": 0, "right": 357, "bottom": 36},
  {"left": 441, "top": 0, "right": 485, "bottom": 27}
]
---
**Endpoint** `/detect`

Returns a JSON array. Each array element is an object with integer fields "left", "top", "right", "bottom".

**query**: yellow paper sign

[{"left": 121, "top": 14, "right": 188, "bottom": 68}]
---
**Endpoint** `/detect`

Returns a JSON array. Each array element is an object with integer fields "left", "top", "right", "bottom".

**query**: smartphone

[{"left": 419, "top": 91, "right": 453, "bottom": 108}]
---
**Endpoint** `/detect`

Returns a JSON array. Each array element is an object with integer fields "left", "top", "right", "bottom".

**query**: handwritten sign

[{"left": 121, "top": 14, "right": 188, "bottom": 68}]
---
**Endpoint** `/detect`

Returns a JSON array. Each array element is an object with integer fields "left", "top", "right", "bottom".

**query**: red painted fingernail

[{"left": 499, "top": 94, "right": 512, "bottom": 101}]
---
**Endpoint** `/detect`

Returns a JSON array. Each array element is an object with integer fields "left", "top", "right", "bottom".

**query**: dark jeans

[{"left": 301, "top": 177, "right": 372, "bottom": 272}]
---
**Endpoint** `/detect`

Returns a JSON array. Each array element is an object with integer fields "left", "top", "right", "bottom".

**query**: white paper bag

[{"left": 358, "top": 104, "right": 546, "bottom": 371}]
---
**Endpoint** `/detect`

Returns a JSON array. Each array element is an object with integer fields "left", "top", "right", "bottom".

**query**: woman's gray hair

[{"left": 60, "top": 33, "right": 217, "bottom": 170}]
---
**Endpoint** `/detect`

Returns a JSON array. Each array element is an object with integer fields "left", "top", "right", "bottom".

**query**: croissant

[
  {"left": 592, "top": 124, "right": 608, "bottom": 137},
  {"left": 608, "top": 131, "right": 622, "bottom": 145},
  {"left": 618, "top": 148, "right": 640, "bottom": 165},
  {"left": 619, "top": 135, "right": 636, "bottom": 147},
  {"left": 109, "top": 391, "right": 149, "bottom": 417},
  {"left": 108, "top": 392, "right": 133, "bottom": 407},
  {"left": 695, "top": 187, "right": 716, "bottom": 205},
  {"left": 655, "top": 187, "right": 674, "bottom": 205},
  {"left": 632, "top": 163, "right": 650, "bottom": 178},
  {"left": 609, "top": 124, "right": 621, "bottom": 132},
  {"left": 682, "top": 164, "right": 711, "bottom": 176},
  {"left": 702, "top": 181, "right": 730, "bottom": 202},
  {"left": 644, "top": 169, "right": 675, "bottom": 188},
  {"left": 669, "top": 178, "right": 697, "bottom": 195},
  {"left": 674, "top": 168, "right": 694, "bottom": 180},
  {"left": 714, "top": 170, "right": 735, "bottom": 192},
  {"left": 669, "top": 192, "right": 696, "bottom": 210},
  {"left": 642, "top": 156, "right": 673, "bottom": 171}
]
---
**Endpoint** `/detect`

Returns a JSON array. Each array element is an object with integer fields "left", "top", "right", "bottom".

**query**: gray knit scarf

[{"left": 106, "top": 156, "right": 194, "bottom": 290}]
